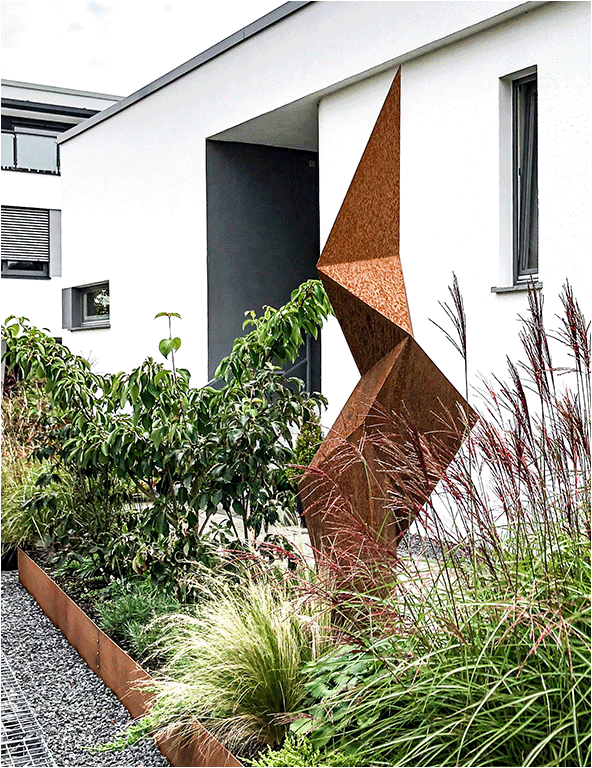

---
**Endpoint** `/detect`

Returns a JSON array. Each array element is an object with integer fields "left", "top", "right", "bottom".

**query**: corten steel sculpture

[{"left": 299, "top": 69, "right": 476, "bottom": 561}]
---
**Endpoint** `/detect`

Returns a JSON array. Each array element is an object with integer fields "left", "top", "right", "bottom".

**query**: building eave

[{"left": 57, "top": 1, "right": 311, "bottom": 146}]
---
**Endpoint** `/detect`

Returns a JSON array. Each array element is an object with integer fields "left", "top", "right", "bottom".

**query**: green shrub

[
  {"left": 286, "top": 419, "right": 324, "bottom": 489},
  {"left": 1, "top": 452, "right": 66, "bottom": 546},
  {"left": 1, "top": 376, "right": 134, "bottom": 554},
  {"left": 300, "top": 530, "right": 590, "bottom": 767},
  {"left": 251, "top": 732, "right": 362, "bottom": 767},
  {"left": 94, "top": 577, "right": 184, "bottom": 662},
  {"left": 2, "top": 280, "right": 332, "bottom": 586}
]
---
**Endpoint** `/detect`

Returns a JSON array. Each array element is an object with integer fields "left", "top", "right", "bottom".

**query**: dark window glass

[
  {"left": 514, "top": 75, "right": 538, "bottom": 281},
  {"left": 82, "top": 286, "right": 110, "bottom": 323},
  {"left": 1, "top": 259, "right": 49, "bottom": 277}
]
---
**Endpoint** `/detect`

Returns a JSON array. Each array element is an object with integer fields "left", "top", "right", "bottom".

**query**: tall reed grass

[{"left": 296, "top": 282, "right": 590, "bottom": 767}]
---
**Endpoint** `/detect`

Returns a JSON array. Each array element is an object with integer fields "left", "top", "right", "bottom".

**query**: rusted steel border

[{"left": 17, "top": 550, "right": 242, "bottom": 768}]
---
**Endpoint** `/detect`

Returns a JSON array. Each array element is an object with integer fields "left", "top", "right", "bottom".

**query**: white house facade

[
  {"left": 51, "top": 1, "right": 589, "bottom": 427},
  {"left": 1, "top": 81, "right": 120, "bottom": 341}
]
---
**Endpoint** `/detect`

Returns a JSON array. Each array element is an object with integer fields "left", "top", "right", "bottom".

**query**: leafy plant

[
  {"left": 155, "top": 311, "right": 182, "bottom": 376},
  {"left": 250, "top": 732, "right": 362, "bottom": 767},
  {"left": 1, "top": 378, "right": 132, "bottom": 551},
  {"left": 94, "top": 577, "right": 184, "bottom": 662},
  {"left": 286, "top": 418, "right": 324, "bottom": 490},
  {"left": 2, "top": 280, "right": 332, "bottom": 586},
  {"left": 216, "top": 280, "right": 332, "bottom": 382}
]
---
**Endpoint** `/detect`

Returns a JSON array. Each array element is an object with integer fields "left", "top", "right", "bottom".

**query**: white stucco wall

[
  {"left": 319, "top": 1, "right": 591, "bottom": 427},
  {"left": 57, "top": 1, "right": 590, "bottom": 418}
]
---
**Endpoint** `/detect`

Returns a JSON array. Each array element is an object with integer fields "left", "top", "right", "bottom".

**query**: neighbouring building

[
  {"left": 1, "top": 81, "right": 120, "bottom": 341},
  {"left": 22, "top": 3, "right": 592, "bottom": 426}
]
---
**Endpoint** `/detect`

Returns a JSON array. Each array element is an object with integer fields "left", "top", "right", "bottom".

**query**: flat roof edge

[
  {"left": 57, "top": 1, "right": 311, "bottom": 145},
  {"left": 1, "top": 79, "right": 122, "bottom": 101}
]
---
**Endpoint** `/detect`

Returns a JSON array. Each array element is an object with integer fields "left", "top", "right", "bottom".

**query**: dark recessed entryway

[{"left": 206, "top": 139, "right": 320, "bottom": 391}]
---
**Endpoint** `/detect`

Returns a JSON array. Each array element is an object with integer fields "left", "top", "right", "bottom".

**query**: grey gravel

[
  {"left": 397, "top": 532, "right": 443, "bottom": 559},
  {"left": 1, "top": 571, "right": 169, "bottom": 767}
]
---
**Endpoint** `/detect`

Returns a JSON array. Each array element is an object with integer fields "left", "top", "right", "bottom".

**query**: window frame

[
  {"left": 1, "top": 259, "right": 50, "bottom": 279},
  {"left": 512, "top": 72, "right": 538, "bottom": 284},
  {"left": 81, "top": 283, "right": 110, "bottom": 327},
  {"left": 62, "top": 281, "right": 111, "bottom": 331}
]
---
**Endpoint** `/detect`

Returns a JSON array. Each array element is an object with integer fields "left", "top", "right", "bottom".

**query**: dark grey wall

[{"left": 206, "top": 140, "right": 320, "bottom": 389}]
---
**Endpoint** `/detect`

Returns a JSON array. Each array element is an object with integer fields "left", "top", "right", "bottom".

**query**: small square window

[
  {"left": 62, "top": 281, "right": 110, "bottom": 330},
  {"left": 82, "top": 285, "right": 110, "bottom": 325}
]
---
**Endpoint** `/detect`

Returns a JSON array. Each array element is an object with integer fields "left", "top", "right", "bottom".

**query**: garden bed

[{"left": 17, "top": 549, "right": 242, "bottom": 768}]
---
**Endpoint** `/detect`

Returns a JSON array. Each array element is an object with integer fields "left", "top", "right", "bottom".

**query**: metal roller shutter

[{"left": 1, "top": 206, "right": 50, "bottom": 263}]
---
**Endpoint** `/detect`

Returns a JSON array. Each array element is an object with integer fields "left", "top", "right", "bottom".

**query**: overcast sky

[{"left": 1, "top": 1, "right": 285, "bottom": 96}]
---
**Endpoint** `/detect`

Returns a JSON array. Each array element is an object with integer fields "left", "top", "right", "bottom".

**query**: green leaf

[
  {"left": 154, "top": 369, "right": 168, "bottom": 385},
  {"left": 290, "top": 718, "right": 313, "bottom": 736},
  {"left": 159, "top": 338, "right": 174, "bottom": 358},
  {"left": 150, "top": 427, "right": 164, "bottom": 450},
  {"left": 155, "top": 311, "right": 182, "bottom": 319}
]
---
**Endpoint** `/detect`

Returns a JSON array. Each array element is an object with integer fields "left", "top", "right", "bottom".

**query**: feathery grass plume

[
  {"left": 103, "top": 574, "right": 332, "bottom": 754},
  {"left": 297, "top": 281, "right": 590, "bottom": 767},
  {"left": 430, "top": 271, "right": 468, "bottom": 400}
]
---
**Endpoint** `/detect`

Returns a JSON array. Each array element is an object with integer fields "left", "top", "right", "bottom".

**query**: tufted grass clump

[{"left": 104, "top": 576, "right": 331, "bottom": 753}]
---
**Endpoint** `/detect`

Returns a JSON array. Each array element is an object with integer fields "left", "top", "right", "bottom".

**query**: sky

[{"left": 1, "top": 1, "right": 285, "bottom": 97}]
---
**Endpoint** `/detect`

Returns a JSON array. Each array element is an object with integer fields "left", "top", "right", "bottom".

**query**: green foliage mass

[
  {"left": 94, "top": 577, "right": 184, "bottom": 662},
  {"left": 2, "top": 279, "right": 332, "bottom": 588},
  {"left": 300, "top": 532, "right": 590, "bottom": 767},
  {"left": 286, "top": 419, "right": 324, "bottom": 489},
  {"left": 1, "top": 379, "right": 133, "bottom": 552},
  {"left": 250, "top": 732, "right": 363, "bottom": 767}
]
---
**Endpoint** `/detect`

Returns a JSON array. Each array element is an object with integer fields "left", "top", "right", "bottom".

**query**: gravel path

[{"left": 1, "top": 571, "right": 169, "bottom": 768}]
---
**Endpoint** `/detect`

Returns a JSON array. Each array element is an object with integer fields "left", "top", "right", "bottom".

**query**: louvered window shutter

[{"left": 1, "top": 206, "right": 50, "bottom": 263}]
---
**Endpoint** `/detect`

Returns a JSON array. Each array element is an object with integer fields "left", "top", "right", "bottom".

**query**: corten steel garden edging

[{"left": 17, "top": 549, "right": 242, "bottom": 768}]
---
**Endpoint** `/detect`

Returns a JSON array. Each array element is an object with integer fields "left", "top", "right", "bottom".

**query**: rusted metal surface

[
  {"left": 157, "top": 724, "right": 242, "bottom": 768},
  {"left": 17, "top": 551, "right": 60, "bottom": 628},
  {"left": 302, "top": 68, "right": 476, "bottom": 562},
  {"left": 19, "top": 551, "right": 100, "bottom": 675},
  {"left": 97, "top": 631, "right": 152, "bottom": 720},
  {"left": 17, "top": 551, "right": 242, "bottom": 767}
]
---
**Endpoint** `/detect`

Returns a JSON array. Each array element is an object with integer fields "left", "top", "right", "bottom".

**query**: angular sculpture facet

[{"left": 300, "top": 69, "right": 476, "bottom": 561}]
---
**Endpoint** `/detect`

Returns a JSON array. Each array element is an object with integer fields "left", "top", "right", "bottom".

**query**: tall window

[{"left": 513, "top": 74, "right": 538, "bottom": 282}]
